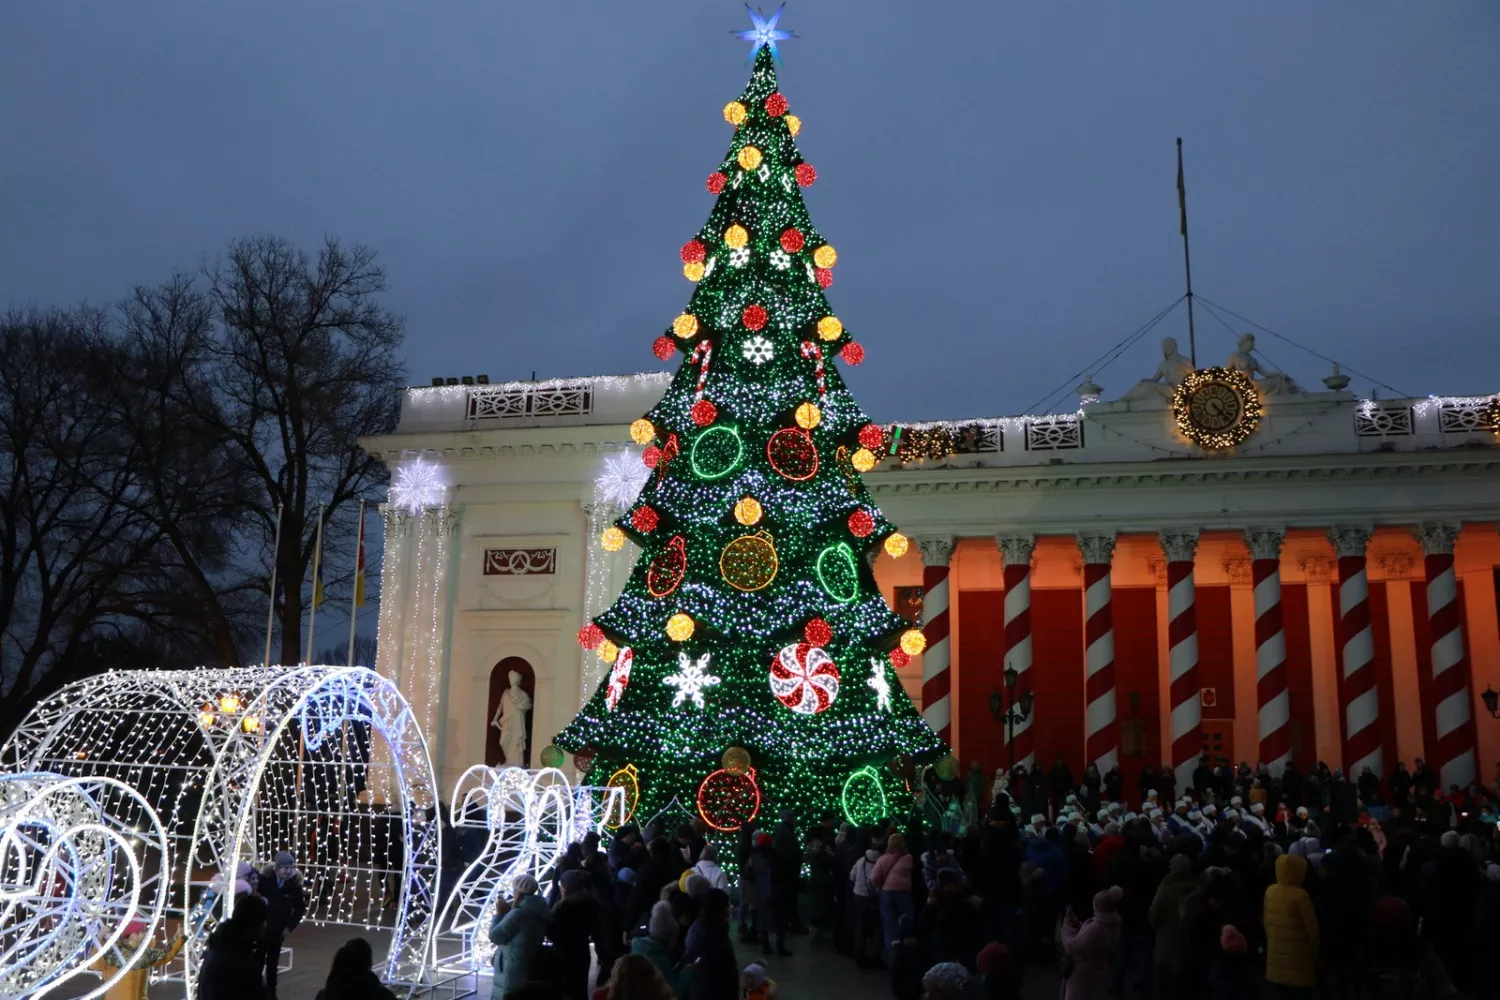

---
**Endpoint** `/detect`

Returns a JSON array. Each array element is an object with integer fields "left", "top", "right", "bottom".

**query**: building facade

[{"left": 360, "top": 368, "right": 1500, "bottom": 796}]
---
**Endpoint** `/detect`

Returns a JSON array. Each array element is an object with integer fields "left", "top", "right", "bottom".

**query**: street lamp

[
  {"left": 990, "top": 664, "right": 1035, "bottom": 771},
  {"left": 1482, "top": 685, "right": 1499, "bottom": 720}
]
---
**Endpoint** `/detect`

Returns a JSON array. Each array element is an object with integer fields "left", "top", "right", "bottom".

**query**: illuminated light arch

[
  {"left": 0, "top": 773, "right": 169, "bottom": 1000},
  {"left": 1, "top": 666, "right": 441, "bottom": 996},
  {"left": 432, "top": 767, "right": 624, "bottom": 974}
]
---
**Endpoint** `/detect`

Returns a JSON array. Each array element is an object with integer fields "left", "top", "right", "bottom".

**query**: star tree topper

[
  {"left": 735, "top": 3, "right": 795, "bottom": 62},
  {"left": 664, "top": 652, "right": 722, "bottom": 709}
]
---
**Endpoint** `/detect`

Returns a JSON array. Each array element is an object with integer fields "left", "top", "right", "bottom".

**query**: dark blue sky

[{"left": 3, "top": 1, "right": 1497, "bottom": 420}]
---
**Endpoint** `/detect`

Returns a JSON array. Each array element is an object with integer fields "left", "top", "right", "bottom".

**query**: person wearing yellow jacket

[
  {"left": 93, "top": 920, "right": 187, "bottom": 1000},
  {"left": 1262, "top": 853, "right": 1319, "bottom": 997}
]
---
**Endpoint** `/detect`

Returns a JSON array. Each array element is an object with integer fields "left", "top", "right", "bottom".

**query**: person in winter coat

[
  {"left": 629, "top": 838, "right": 687, "bottom": 934},
  {"left": 550, "top": 869, "right": 606, "bottom": 1000},
  {"left": 682, "top": 888, "right": 738, "bottom": 1000},
  {"left": 93, "top": 920, "right": 186, "bottom": 1000},
  {"left": 489, "top": 874, "right": 548, "bottom": 998},
  {"left": 688, "top": 844, "right": 729, "bottom": 893},
  {"left": 315, "top": 937, "right": 398, "bottom": 1000},
  {"left": 1060, "top": 886, "right": 1123, "bottom": 1000},
  {"left": 258, "top": 851, "right": 307, "bottom": 1000},
  {"left": 1205, "top": 924, "right": 1256, "bottom": 1000},
  {"left": 850, "top": 841, "right": 884, "bottom": 969},
  {"left": 196, "top": 895, "right": 268, "bottom": 1000},
  {"left": 1147, "top": 854, "right": 1196, "bottom": 996},
  {"left": 1262, "top": 853, "right": 1319, "bottom": 996},
  {"left": 869, "top": 833, "right": 915, "bottom": 954},
  {"left": 631, "top": 901, "right": 691, "bottom": 999}
]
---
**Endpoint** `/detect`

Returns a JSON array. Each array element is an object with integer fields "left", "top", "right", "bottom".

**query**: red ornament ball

[
  {"left": 840, "top": 341, "right": 865, "bottom": 366},
  {"left": 795, "top": 163, "right": 818, "bottom": 187},
  {"left": 707, "top": 172, "right": 728, "bottom": 194},
  {"left": 767, "top": 427, "right": 819, "bottom": 481},
  {"left": 741, "top": 304, "right": 768, "bottom": 331},
  {"left": 779, "top": 228, "right": 806, "bottom": 254},
  {"left": 764, "top": 93, "right": 789, "bottom": 117},
  {"left": 814, "top": 267, "right": 834, "bottom": 288},
  {"left": 848, "top": 509, "right": 875, "bottom": 538},
  {"left": 889, "top": 648, "right": 911, "bottom": 669},
  {"left": 652, "top": 335, "right": 676, "bottom": 360},
  {"left": 680, "top": 240, "right": 706, "bottom": 263},
  {"left": 858, "top": 423, "right": 885, "bottom": 450},
  {"left": 577, "top": 623, "right": 604, "bottom": 650},
  {"left": 690, "top": 398, "right": 718, "bottom": 427},
  {"left": 631, "top": 506, "right": 659, "bottom": 532},
  {"left": 642, "top": 446, "right": 663, "bottom": 469},
  {"left": 804, "top": 617, "right": 833, "bottom": 647},
  {"left": 697, "top": 767, "right": 761, "bottom": 832}
]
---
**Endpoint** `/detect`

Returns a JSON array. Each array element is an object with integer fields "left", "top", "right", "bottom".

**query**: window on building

[{"left": 893, "top": 586, "right": 924, "bottom": 625}]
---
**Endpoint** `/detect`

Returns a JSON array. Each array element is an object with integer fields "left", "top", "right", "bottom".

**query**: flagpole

[
  {"left": 306, "top": 502, "right": 326, "bottom": 665},
  {"left": 1177, "top": 137, "right": 1198, "bottom": 366},
  {"left": 347, "top": 499, "right": 364, "bottom": 667},
  {"left": 263, "top": 503, "right": 284, "bottom": 668}
]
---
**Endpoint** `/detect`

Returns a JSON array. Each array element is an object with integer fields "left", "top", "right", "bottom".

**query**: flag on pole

[
  {"left": 353, "top": 514, "right": 366, "bottom": 608},
  {"left": 1176, "top": 139, "right": 1188, "bottom": 236},
  {"left": 312, "top": 558, "right": 325, "bottom": 610}
]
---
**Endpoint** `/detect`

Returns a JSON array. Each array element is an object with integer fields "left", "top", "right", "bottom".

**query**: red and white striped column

[
  {"left": 917, "top": 536, "right": 957, "bottom": 746},
  {"left": 1330, "top": 526, "right": 1381, "bottom": 779},
  {"left": 1245, "top": 527, "right": 1291, "bottom": 774},
  {"left": 998, "top": 534, "right": 1036, "bottom": 768},
  {"left": 1417, "top": 522, "right": 1477, "bottom": 790},
  {"left": 1078, "top": 533, "right": 1119, "bottom": 772},
  {"left": 1161, "top": 530, "right": 1201, "bottom": 793}
]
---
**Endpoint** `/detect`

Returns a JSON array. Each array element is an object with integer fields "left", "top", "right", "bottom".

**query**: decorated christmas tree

[{"left": 557, "top": 16, "right": 947, "bottom": 834}]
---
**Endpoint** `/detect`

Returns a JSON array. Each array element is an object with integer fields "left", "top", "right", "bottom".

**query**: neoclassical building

[{"left": 361, "top": 361, "right": 1500, "bottom": 796}]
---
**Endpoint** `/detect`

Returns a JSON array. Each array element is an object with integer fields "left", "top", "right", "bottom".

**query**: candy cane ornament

[
  {"left": 800, "top": 341, "right": 827, "bottom": 396},
  {"left": 606, "top": 647, "right": 633, "bottom": 711},
  {"left": 690, "top": 340, "right": 713, "bottom": 400}
]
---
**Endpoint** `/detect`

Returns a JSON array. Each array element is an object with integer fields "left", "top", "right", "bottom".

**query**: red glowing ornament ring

[
  {"left": 741, "top": 304, "right": 768, "bottom": 331},
  {"left": 642, "top": 446, "right": 663, "bottom": 469},
  {"left": 840, "top": 342, "right": 865, "bottom": 366},
  {"left": 690, "top": 399, "right": 718, "bottom": 427},
  {"left": 680, "top": 240, "right": 707, "bottom": 263},
  {"left": 652, "top": 336, "right": 676, "bottom": 360},
  {"left": 795, "top": 163, "right": 817, "bottom": 187},
  {"left": 631, "top": 506, "right": 659, "bottom": 532},
  {"left": 804, "top": 617, "right": 833, "bottom": 647},
  {"left": 577, "top": 623, "right": 604, "bottom": 649},
  {"left": 815, "top": 267, "right": 834, "bottom": 288},
  {"left": 780, "top": 228, "right": 806, "bottom": 254},
  {"left": 858, "top": 424, "right": 885, "bottom": 451},
  {"left": 697, "top": 766, "right": 762, "bottom": 832},
  {"left": 890, "top": 648, "right": 911, "bottom": 669},
  {"left": 707, "top": 172, "right": 728, "bottom": 194},
  {"left": 848, "top": 509, "right": 875, "bottom": 538},
  {"left": 764, "top": 93, "right": 788, "bottom": 117}
]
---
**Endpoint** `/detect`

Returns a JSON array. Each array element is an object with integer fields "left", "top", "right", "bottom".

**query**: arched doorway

[{"left": 487, "top": 657, "right": 536, "bottom": 768}]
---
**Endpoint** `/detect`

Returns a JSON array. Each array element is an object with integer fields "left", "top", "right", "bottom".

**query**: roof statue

[
  {"left": 1119, "top": 336, "right": 1195, "bottom": 402},
  {"left": 1228, "top": 332, "right": 1301, "bottom": 394}
]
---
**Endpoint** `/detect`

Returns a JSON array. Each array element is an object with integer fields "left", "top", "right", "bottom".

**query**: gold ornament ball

[
  {"left": 597, "top": 638, "right": 619, "bottom": 663},
  {"left": 737, "top": 146, "right": 763, "bottom": 171},
  {"left": 683, "top": 260, "right": 705, "bottom": 282},
  {"left": 851, "top": 447, "right": 876, "bottom": 472},
  {"left": 723, "top": 101, "right": 747, "bottom": 126},
  {"left": 794, "top": 401, "right": 822, "bottom": 430},
  {"left": 816, "top": 316, "right": 843, "bottom": 341},
  {"left": 724, "top": 224, "right": 749, "bottom": 249},
  {"left": 672, "top": 313, "right": 699, "bottom": 339},
  {"left": 813, "top": 245, "right": 838, "bottom": 269},
  {"left": 218, "top": 694, "right": 241, "bottom": 714},
  {"left": 719, "top": 532, "right": 779, "bottom": 592},
  {"left": 601, "top": 527, "right": 626, "bottom": 552},
  {"left": 630, "top": 419, "right": 656, "bottom": 445},
  {"left": 900, "top": 628, "right": 928, "bottom": 656},
  {"left": 786, "top": 114, "right": 801, "bottom": 136},
  {"left": 883, "top": 532, "right": 909, "bottom": 558},
  {"left": 734, "top": 496, "right": 763, "bottom": 526},
  {"left": 241, "top": 715, "right": 261, "bottom": 734},
  {"left": 723, "top": 746, "right": 752, "bottom": 775},
  {"left": 666, "top": 612, "right": 696, "bottom": 642}
]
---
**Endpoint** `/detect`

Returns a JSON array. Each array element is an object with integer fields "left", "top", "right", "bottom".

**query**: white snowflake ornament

[
  {"left": 769, "top": 249, "right": 791, "bottom": 271},
  {"left": 663, "top": 652, "right": 721, "bottom": 709},
  {"left": 729, "top": 248, "right": 751, "bottom": 268},
  {"left": 742, "top": 336, "right": 774, "bottom": 365}
]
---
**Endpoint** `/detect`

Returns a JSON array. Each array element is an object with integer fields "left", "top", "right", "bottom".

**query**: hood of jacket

[
  {"left": 1274, "top": 853, "right": 1307, "bottom": 887},
  {"left": 512, "top": 894, "right": 549, "bottom": 920}
]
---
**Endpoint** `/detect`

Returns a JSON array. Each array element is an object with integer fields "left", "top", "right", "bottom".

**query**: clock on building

[{"left": 1171, "top": 367, "right": 1263, "bottom": 449}]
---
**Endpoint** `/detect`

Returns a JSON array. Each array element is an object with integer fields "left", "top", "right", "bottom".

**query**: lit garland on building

[
  {"left": 552, "top": 41, "right": 945, "bottom": 833},
  {"left": 1171, "top": 367, "right": 1264, "bottom": 450}
]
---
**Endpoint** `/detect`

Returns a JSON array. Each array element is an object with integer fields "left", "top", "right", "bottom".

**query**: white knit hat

[{"left": 1030, "top": 814, "right": 1046, "bottom": 825}]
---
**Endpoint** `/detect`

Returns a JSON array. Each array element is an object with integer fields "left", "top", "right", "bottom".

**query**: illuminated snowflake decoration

[
  {"left": 742, "top": 336, "right": 774, "bottom": 365},
  {"left": 663, "top": 652, "right": 721, "bottom": 709},
  {"left": 867, "top": 657, "right": 892, "bottom": 712},
  {"left": 389, "top": 458, "right": 446, "bottom": 512},
  {"left": 769, "top": 249, "right": 791, "bottom": 270},
  {"left": 596, "top": 449, "right": 651, "bottom": 511},
  {"left": 734, "top": 3, "right": 795, "bottom": 61},
  {"left": 729, "top": 247, "right": 751, "bottom": 268}
]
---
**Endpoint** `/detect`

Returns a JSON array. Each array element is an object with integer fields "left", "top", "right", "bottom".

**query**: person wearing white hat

[
  {"left": 1168, "top": 801, "right": 1192, "bottom": 837},
  {"left": 1245, "top": 801, "right": 1270, "bottom": 834}
]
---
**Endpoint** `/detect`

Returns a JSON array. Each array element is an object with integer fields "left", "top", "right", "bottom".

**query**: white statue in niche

[
  {"left": 1227, "top": 333, "right": 1300, "bottom": 394},
  {"left": 491, "top": 670, "right": 532, "bottom": 767},
  {"left": 1120, "top": 336, "right": 1195, "bottom": 402}
]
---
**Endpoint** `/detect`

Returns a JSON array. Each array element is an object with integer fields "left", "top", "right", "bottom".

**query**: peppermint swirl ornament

[
  {"left": 606, "top": 646, "right": 633, "bottom": 711},
  {"left": 770, "top": 642, "right": 840, "bottom": 715}
]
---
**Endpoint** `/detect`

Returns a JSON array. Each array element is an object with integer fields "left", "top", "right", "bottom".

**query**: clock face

[{"left": 1188, "top": 381, "right": 1244, "bottom": 432}]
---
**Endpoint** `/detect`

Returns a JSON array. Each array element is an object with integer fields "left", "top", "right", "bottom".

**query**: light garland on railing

[
  {"left": 405, "top": 371, "right": 674, "bottom": 403},
  {"left": 0, "top": 666, "right": 441, "bottom": 996},
  {"left": 0, "top": 773, "right": 169, "bottom": 1000}
]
